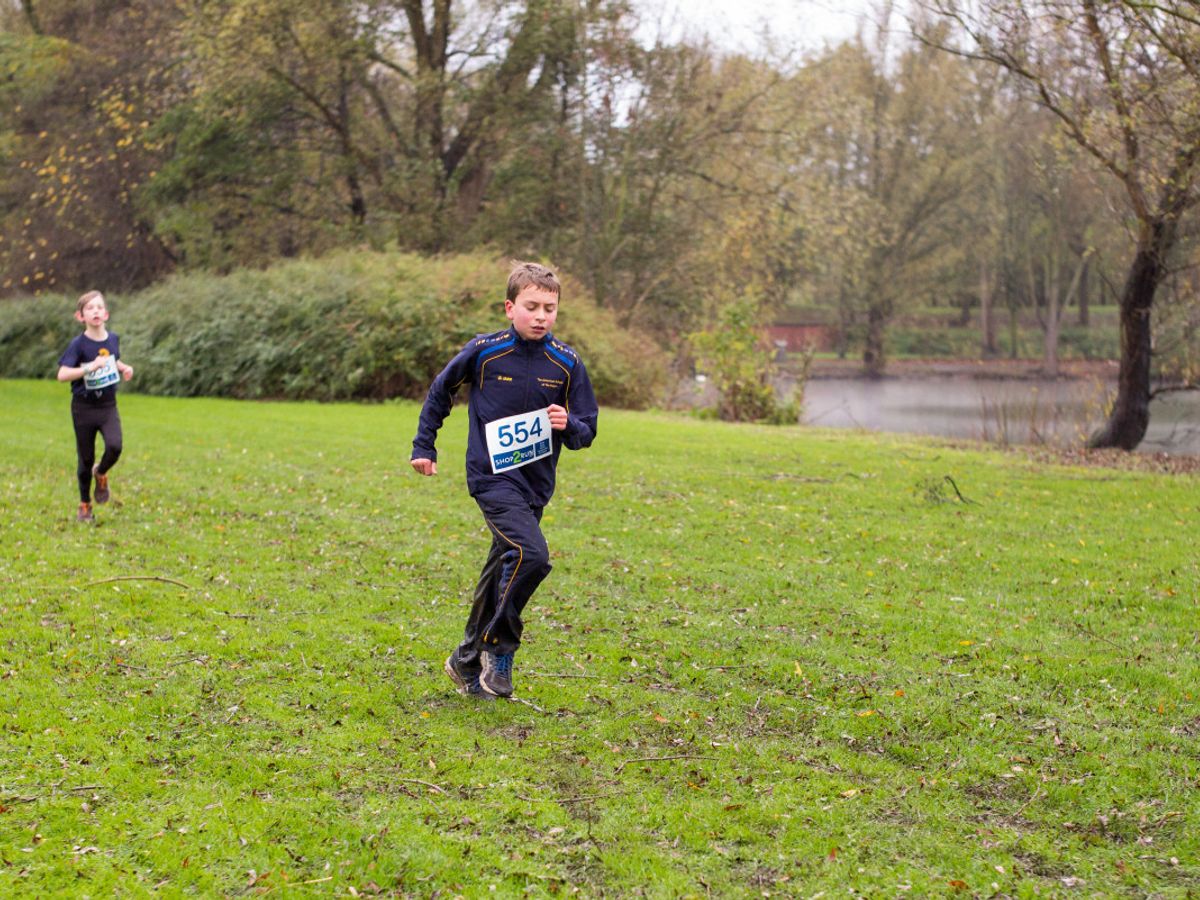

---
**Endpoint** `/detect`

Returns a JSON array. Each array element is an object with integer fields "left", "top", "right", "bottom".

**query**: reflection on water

[{"left": 797, "top": 376, "right": 1200, "bottom": 456}]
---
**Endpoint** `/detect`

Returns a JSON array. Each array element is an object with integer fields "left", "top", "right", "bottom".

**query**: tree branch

[
  {"left": 1125, "top": 1, "right": 1200, "bottom": 29},
  {"left": 82, "top": 575, "right": 193, "bottom": 589},
  {"left": 21, "top": 0, "right": 42, "bottom": 34}
]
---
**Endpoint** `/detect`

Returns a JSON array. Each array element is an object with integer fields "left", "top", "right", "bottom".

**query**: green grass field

[{"left": 1, "top": 379, "right": 1197, "bottom": 897}]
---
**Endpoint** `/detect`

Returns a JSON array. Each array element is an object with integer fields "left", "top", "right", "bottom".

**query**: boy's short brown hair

[
  {"left": 506, "top": 262, "right": 560, "bottom": 302},
  {"left": 76, "top": 290, "right": 105, "bottom": 315}
]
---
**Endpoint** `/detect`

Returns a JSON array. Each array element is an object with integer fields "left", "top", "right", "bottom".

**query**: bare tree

[{"left": 920, "top": 0, "right": 1200, "bottom": 449}]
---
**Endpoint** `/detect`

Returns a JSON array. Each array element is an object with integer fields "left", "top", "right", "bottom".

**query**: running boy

[
  {"left": 57, "top": 291, "right": 134, "bottom": 522},
  {"left": 411, "top": 262, "right": 598, "bottom": 698}
]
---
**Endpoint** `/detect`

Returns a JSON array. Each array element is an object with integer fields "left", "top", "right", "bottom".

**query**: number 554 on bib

[{"left": 484, "top": 408, "right": 552, "bottom": 474}]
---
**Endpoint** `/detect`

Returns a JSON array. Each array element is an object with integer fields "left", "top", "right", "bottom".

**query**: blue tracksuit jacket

[{"left": 412, "top": 327, "right": 599, "bottom": 507}]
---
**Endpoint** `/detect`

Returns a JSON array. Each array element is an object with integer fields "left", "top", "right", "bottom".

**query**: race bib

[
  {"left": 83, "top": 355, "right": 119, "bottom": 391},
  {"left": 484, "top": 408, "right": 552, "bottom": 474}
]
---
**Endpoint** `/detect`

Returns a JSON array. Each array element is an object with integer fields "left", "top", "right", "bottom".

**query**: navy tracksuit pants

[{"left": 453, "top": 481, "right": 552, "bottom": 670}]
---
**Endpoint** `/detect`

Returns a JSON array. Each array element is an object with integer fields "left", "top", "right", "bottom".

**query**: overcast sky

[{"left": 637, "top": 0, "right": 901, "bottom": 55}]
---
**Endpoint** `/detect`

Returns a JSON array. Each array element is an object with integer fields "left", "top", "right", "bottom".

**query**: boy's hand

[
  {"left": 119, "top": 362, "right": 134, "bottom": 381},
  {"left": 547, "top": 404, "right": 569, "bottom": 431},
  {"left": 411, "top": 458, "right": 437, "bottom": 476}
]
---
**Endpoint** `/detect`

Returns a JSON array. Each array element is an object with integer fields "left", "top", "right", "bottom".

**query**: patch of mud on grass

[
  {"left": 931, "top": 439, "right": 1200, "bottom": 474},
  {"left": 1021, "top": 446, "right": 1200, "bottom": 475}
]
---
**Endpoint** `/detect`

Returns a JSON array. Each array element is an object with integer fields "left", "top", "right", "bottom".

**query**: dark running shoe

[
  {"left": 480, "top": 651, "right": 515, "bottom": 698},
  {"left": 77, "top": 502, "right": 94, "bottom": 523},
  {"left": 92, "top": 466, "right": 110, "bottom": 504},
  {"left": 444, "top": 654, "right": 483, "bottom": 696}
]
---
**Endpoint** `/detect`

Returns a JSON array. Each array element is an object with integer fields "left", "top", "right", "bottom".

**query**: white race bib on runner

[
  {"left": 83, "top": 355, "right": 119, "bottom": 391},
  {"left": 484, "top": 408, "right": 552, "bottom": 474}
]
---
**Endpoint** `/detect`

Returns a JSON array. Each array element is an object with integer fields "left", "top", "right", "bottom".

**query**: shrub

[
  {"left": 1058, "top": 326, "right": 1119, "bottom": 361},
  {"left": 886, "top": 327, "right": 981, "bottom": 358},
  {"left": 0, "top": 296, "right": 80, "bottom": 379},
  {"left": 0, "top": 251, "right": 666, "bottom": 408},
  {"left": 689, "top": 299, "right": 803, "bottom": 424}
]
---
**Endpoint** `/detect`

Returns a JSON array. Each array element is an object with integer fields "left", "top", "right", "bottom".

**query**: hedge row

[
  {"left": 886, "top": 325, "right": 1119, "bottom": 360},
  {"left": 0, "top": 251, "right": 667, "bottom": 408}
]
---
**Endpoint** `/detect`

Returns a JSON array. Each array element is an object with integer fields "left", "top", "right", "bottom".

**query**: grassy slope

[{"left": 1, "top": 379, "right": 1197, "bottom": 897}]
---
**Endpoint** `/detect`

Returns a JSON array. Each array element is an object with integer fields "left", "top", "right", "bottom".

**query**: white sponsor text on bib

[
  {"left": 484, "top": 408, "right": 552, "bottom": 474},
  {"left": 84, "top": 355, "right": 119, "bottom": 391}
]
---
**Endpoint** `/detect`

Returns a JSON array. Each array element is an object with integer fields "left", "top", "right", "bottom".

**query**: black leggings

[{"left": 71, "top": 400, "right": 122, "bottom": 503}]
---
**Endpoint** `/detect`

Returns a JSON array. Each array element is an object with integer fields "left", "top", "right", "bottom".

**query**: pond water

[{"left": 795, "top": 376, "right": 1200, "bottom": 456}]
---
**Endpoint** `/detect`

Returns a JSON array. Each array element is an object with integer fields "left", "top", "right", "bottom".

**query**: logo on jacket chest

[{"left": 537, "top": 377, "right": 564, "bottom": 389}]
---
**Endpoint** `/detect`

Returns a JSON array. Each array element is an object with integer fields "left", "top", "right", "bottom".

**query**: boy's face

[
  {"left": 505, "top": 286, "right": 558, "bottom": 340},
  {"left": 76, "top": 297, "right": 109, "bottom": 328}
]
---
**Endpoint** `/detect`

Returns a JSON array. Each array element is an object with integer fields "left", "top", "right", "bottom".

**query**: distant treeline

[{"left": 1, "top": 1, "right": 1197, "bottom": 389}]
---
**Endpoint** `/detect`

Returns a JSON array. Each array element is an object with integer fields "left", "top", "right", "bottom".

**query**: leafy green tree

[
  {"left": 570, "top": 45, "right": 791, "bottom": 333},
  {"left": 152, "top": 0, "right": 586, "bottom": 260},
  {"left": 780, "top": 22, "right": 984, "bottom": 375}
]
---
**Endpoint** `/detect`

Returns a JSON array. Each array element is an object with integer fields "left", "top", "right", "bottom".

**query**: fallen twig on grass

[
  {"left": 1149, "top": 811, "right": 1183, "bottom": 832},
  {"left": 1015, "top": 786, "right": 1044, "bottom": 818},
  {"left": 942, "top": 475, "right": 977, "bottom": 504},
  {"left": 83, "top": 575, "right": 193, "bottom": 590},
  {"left": 396, "top": 778, "right": 446, "bottom": 794},
  {"left": 527, "top": 671, "right": 599, "bottom": 679},
  {"left": 694, "top": 664, "right": 758, "bottom": 671},
  {"left": 507, "top": 696, "right": 548, "bottom": 713},
  {"left": 1075, "top": 622, "right": 1132, "bottom": 658},
  {"left": 516, "top": 791, "right": 633, "bottom": 804},
  {"left": 615, "top": 754, "right": 717, "bottom": 774},
  {"left": 165, "top": 655, "right": 210, "bottom": 668},
  {"left": 258, "top": 875, "right": 335, "bottom": 895}
]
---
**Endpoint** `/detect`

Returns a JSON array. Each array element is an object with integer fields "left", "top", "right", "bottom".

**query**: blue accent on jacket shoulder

[
  {"left": 475, "top": 336, "right": 516, "bottom": 368},
  {"left": 544, "top": 342, "right": 576, "bottom": 370}
]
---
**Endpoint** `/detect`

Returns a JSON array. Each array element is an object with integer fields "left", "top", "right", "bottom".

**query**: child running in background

[
  {"left": 410, "top": 262, "right": 599, "bottom": 698},
  {"left": 57, "top": 291, "right": 134, "bottom": 522}
]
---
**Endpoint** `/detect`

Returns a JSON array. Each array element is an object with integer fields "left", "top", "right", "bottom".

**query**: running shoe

[
  {"left": 480, "top": 650, "right": 515, "bottom": 697},
  {"left": 444, "top": 653, "right": 483, "bottom": 696},
  {"left": 92, "top": 466, "right": 110, "bottom": 504}
]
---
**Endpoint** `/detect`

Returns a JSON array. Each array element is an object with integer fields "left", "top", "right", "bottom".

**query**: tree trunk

[
  {"left": 980, "top": 262, "right": 997, "bottom": 356},
  {"left": 1042, "top": 312, "right": 1060, "bottom": 376},
  {"left": 1077, "top": 261, "right": 1089, "bottom": 327},
  {"left": 337, "top": 81, "right": 367, "bottom": 229},
  {"left": 836, "top": 288, "right": 852, "bottom": 359},
  {"left": 405, "top": 0, "right": 451, "bottom": 244},
  {"left": 863, "top": 303, "right": 888, "bottom": 377},
  {"left": 1008, "top": 305, "right": 1018, "bottom": 359},
  {"left": 453, "top": 154, "right": 494, "bottom": 227},
  {"left": 957, "top": 294, "right": 972, "bottom": 326},
  {"left": 1087, "top": 220, "right": 1174, "bottom": 450},
  {"left": 1042, "top": 258, "right": 1060, "bottom": 377},
  {"left": 22, "top": 0, "right": 42, "bottom": 33}
]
